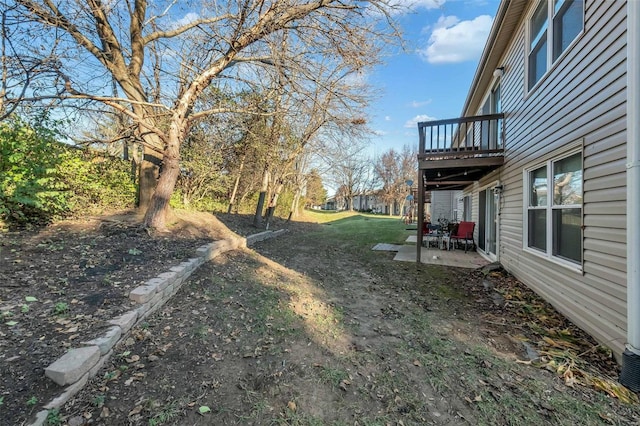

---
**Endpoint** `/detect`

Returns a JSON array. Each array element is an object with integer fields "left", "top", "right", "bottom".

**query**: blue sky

[{"left": 367, "top": 0, "right": 500, "bottom": 158}]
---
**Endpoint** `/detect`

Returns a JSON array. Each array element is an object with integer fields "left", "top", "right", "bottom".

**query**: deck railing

[{"left": 418, "top": 113, "right": 505, "bottom": 158}]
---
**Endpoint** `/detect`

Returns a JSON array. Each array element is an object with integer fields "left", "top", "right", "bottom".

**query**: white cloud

[
  {"left": 405, "top": 114, "right": 437, "bottom": 128},
  {"left": 384, "top": 116, "right": 391, "bottom": 121},
  {"left": 409, "top": 99, "right": 432, "bottom": 108},
  {"left": 368, "top": 0, "right": 443, "bottom": 17},
  {"left": 418, "top": 15, "right": 493, "bottom": 64},
  {"left": 374, "top": 130, "right": 388, "bottom": 136},
  {"left": 172, "top": 12, "right": 199, "bottom": 29},
  {"left": 389, "top": 0, "right": 444, "bottom": 10}
]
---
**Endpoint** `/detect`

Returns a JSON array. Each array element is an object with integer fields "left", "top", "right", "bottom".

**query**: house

[
  {"left": 323, "top": 197, "right": 336, "bottom": 210},
  {"left": 352, "top": 192, "right": 377, "bottom": 212},
  {"left": 415, "top": 0, "right": 640, "bottom": 389},
  {"left": 324, "top": 192, "right": 394, "bottom": 214}
]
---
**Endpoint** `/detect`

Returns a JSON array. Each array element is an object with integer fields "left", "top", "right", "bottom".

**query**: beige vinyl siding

[{"left": 484, "top": 0, "right": 628, "bottom": 353}]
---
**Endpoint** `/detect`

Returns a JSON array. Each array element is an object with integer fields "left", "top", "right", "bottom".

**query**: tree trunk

[
  {"left": 138, "top": 148, "right": 162, "bottom": 211},
  {"left": 135, "top": 114, "right": 165, "bottom": 212},
  {"left": 228, "top": 155, "right": 245, "bottom": 214},
  {"left": 254, "top": 168, "right": 270, "bottom": 228},
  {"left": 287, "top": 188, "right": 301, "bottom": 222},
  {"left": 265, "top": 181, "right": 283, "bottom": 229},
  {"left": 264, "top": 184, "right": 274, "bottom": 219},
  {"left": 143, "top": 123, "right": 183, "bottom": 230}
]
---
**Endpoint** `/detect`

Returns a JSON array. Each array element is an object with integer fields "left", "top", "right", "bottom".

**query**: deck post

[{"left": 416, "top": 169, "right": 425, "bottom": 263}]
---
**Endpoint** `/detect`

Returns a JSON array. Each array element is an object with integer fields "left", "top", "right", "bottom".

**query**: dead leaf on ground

[
  {"left": 100, "top": 407, "right": 110, "bottom": 418},
  {"left": 591, "top": 376, "right": 640, "bottom": 404},
  {"left": 128, "top": 405, "right": 143, "bottom": 416},
  {"left": 126, "top": 354, "right": 140, "bottom": 363}
]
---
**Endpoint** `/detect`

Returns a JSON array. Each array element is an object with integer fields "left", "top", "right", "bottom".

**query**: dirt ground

[{"left": 1, "top": 211, "right": 639, "bottom": 425}]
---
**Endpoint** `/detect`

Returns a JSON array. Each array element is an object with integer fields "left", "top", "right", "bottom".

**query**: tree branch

[
  {"left": 17, "top": 0, "right": 111, "bottom": 69},
  {"left": 142, "top": 14, "right": 234, "bottom": 45},
  {"left": 188, "top": 106, "right": 276, "bottom": 123}
]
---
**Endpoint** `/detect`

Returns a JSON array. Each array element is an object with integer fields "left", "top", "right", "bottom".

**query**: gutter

[{"left": 620, "top": 0, "right": 640, "bottom": 392}]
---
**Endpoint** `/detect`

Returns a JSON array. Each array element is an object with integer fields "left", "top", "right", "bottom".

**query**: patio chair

[
  {"left": 422, "top": 221, "right": 430, "bottom": 236},
  {"left": 450, "top": 221, "right": 475, "bottom": 252},
  {"left": 423, "top": 223, "right": 442, "bottom": 248}
]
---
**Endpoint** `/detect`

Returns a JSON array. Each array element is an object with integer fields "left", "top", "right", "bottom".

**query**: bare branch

[
  {"left": 17, "top": 0, "right": 113, "bottom": 70},
  {"left": 142, "top": 14, "right": 234, "bottom": 45}
]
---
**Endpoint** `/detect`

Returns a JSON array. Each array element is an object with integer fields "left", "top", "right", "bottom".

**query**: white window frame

[
  {"left": 523, "top": 149, "right": 583, "bottom": 272},
  {"left": 526, "top": 0, "right": 585, "bottom": 92}
]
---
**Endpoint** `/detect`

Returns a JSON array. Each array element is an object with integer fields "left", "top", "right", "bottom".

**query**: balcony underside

[
  {"left": 418, "top": 154, "right": 504, "bottom": 191},
  {"left": 417, "top": 113, "right": 505, "bottom": 192}
]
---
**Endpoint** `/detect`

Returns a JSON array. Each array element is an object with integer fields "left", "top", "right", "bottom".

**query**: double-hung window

[
  {"left": 528, "top": 0, "right": 584, "bottom": 90},
  {"left": 526, "top": 151, "right": 583, "bottom": 266}
]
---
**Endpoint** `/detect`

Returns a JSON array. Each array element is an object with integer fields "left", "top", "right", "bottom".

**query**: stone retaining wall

[{"left": 30, "top": 229, "right": 287, "bottom": 426}]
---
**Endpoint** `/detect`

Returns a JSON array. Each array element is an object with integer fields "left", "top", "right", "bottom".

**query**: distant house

[
  {"left": 324, "top": 193, "right": 391, "bottom": 213},
  {"left": 415, "top": 0, "right": 640, "bottom": 387},
  {"left": 351, "top": 192, "right": 401, "bottom": 215},
  {"left": 323, "top": 197, "right": 336, "bottom": 210},
  {"left": 352, "top": 193, "right": 376, "bottom": 212}
]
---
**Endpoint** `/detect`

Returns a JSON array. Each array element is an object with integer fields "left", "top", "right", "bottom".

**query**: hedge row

[{"left": 0, "top": 119, "right": 136, "bottom": 226}]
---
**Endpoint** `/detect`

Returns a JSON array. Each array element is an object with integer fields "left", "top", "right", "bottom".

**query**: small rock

[
  {"left": 491, "top": 292, "right": 505, "bottom": 306},
  {"left": 522, "top": 341, "right": 540, "bottom": 361},
  {"left": 68, "top": 415, "right": 85, "bottom": 426},
  {"left": 388, "top": 329, "right": 401, "bottom": 337},
  {"left": 148, "top": 355, "right": 160, "bottom": 362}
]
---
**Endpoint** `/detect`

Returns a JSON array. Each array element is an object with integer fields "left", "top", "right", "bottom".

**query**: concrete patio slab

[
  {"left": 372, "top": 243, "right": 405, "bottom": 251},
  {"left": 393, "top": 244, "right": 491, "bottom": 269}
]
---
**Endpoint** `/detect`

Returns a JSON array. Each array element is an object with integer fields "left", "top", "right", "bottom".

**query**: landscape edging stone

[{"left": 31, "top": 230, "right": 285, "bottom": 426}]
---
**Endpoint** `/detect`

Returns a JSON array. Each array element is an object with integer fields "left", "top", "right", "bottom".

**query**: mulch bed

[{"left": 0, "top": 211, "right": 265, "bottom": 424}]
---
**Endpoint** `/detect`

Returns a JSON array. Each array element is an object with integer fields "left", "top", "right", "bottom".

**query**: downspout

[{"left": 620, "top": 0, "right": 640, "bottom": 392}]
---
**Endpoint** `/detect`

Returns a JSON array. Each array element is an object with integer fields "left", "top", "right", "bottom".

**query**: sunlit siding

[{"left": 475, "top": 0, "right": 628, "bottom": 354}]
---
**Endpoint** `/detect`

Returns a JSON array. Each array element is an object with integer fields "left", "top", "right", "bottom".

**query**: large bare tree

[
  {"left": 7, "top": 0, "right": 400, "bottom": 229},
  {"left": 324, "top": 140, "right": 374, "bottom": 211},
  {"left": 373, "top": 144, "right": 417, "bottom": 215}
]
